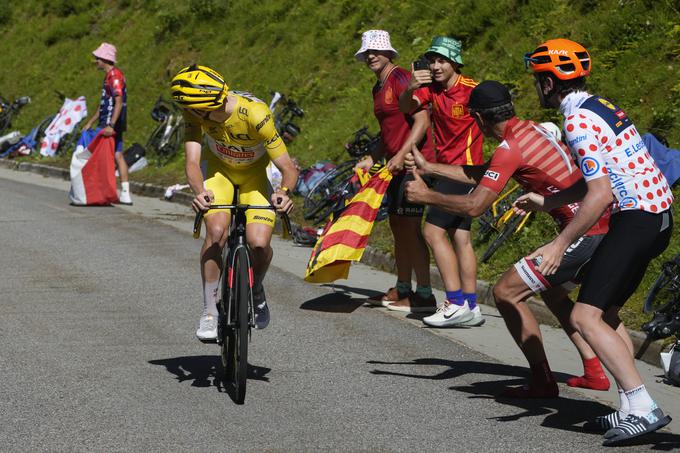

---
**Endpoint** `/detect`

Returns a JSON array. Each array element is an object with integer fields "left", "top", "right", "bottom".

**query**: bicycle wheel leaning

[
  {"left": 303, "top": 160, "right": 356, "bottom": 224},
  {"left": 644, "top": 254, "right": 680, "bottom": 313},
  {"left": 481, "top": 213, "right": 524, "bottom": 263},
  {"left": 222, "top": 245, "right": 251, "bottom": 404}
]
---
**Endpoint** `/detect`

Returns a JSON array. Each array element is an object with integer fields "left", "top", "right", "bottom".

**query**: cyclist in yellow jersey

[{"left": 171, "top": 65, "right": 299, "bottom": 341}]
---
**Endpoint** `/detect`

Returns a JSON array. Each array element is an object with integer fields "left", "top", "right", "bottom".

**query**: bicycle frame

[{"left": 193, "top": 200, "right": 292, "bottom": 328}]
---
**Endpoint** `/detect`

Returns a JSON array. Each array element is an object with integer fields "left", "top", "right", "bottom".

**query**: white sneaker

[
  {"left": 423, "top": 301, "right": 474, "bottom": 327},
  {"left": 253, "top": 286, "right": 270, "bottom": 330},
  {"left": 196, "top": 313, "right": 217, "bottom": 341},
  {"left": 119, "top": 191, "right": 133, "bottom": 205},
  {"left": 457, "top": 305, "right": 485, "bottom": 327}
]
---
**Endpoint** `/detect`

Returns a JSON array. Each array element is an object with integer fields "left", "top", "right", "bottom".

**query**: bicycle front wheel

[
  {"left": 644, "top": 256, "right": 680, "bottom": 313},
  {"left": 222, "top": 245, "right": 251, "bottom": 404}
]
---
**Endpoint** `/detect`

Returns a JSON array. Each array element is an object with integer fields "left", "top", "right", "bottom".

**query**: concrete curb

[{"left": 1, "top": 158, "right": 665, "bottom": 368}]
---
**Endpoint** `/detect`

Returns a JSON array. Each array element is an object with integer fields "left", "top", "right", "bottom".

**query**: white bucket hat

[{"left": 355, "top": 30, "right": 399, "bottom": 61}]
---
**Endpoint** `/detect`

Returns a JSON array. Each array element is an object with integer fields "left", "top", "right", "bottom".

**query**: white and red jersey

[
  {"left": 561, "top": 92, "right": 673, "bottom": 214},
  {"left": 479, "top": 117, "right": 609, "bottom": 235}
]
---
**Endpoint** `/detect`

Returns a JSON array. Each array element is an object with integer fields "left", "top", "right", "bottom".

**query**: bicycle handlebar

[{"left": 192, "top": 204, "right": 292, "bottom": 240}]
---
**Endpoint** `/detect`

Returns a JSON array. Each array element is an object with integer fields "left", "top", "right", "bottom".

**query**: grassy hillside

[{"left": 1, "top": 0, "right": 679, "bottom": 329}]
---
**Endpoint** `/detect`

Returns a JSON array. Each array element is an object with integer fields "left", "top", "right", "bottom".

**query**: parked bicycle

[
  {"left": 269, "top": 91, "right": 304, "bottom": 144},
  {"left": 0, "top": 94, "right": 31, "bottom": 135},
  {"left": 473, "top": 183, "right": 533, "bottom": 263},
  {"left": 192, "top": 191, "right": 291, "bottom": 404},
  {"left": 640, "top": 252, "right": 680, "bottom": 385},
  {"left": 302, "top": 127, "right": 382, "bottom": 225},
  {"left": 34, "top": 91, "right": 80, "bottom": 156},
  {"left": 147, "top": 96, "right": 184, "bottom": 166}
]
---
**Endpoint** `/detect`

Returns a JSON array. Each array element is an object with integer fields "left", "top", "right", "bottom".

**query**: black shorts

[
  {"left": 386, "top": 173, "right": 426, "bottom": 217},
  {"left": 514, "top": 234, "right": 604, "bottom": 293},
  {"left": 424, "top": 179, "right": 474, "bottom": 231},
  {"left": 579, "top": 209, "right": 673, "bottom": 310}
]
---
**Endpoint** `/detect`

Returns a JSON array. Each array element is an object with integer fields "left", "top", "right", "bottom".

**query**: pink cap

[{"left": 92, "top": 42, "right": 117, "bottom": 64}]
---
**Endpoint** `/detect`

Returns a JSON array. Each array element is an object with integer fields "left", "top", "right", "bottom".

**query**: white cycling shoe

[{"left": 196, "top": 313, "right": 218, "bottom": 342}]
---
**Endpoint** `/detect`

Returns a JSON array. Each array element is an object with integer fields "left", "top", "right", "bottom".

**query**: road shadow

[
  {"left": 368, "top": 357, "right": 680, "bottom": 448},
  {"left": 321, "top": 283, "right": 383, "bottom": 299},
  {"left": 148, "top": 355, "right": 271, "bottom": 393},
  {"left": 300, "top": 291, "right": 366, "bottom": 313}
]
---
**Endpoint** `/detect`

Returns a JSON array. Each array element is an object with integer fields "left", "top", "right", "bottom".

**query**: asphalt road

[{"left": 0, "top": 174, "right": 675, "bottom": 452}]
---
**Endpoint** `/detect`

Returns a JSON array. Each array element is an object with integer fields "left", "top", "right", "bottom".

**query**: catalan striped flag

[{"left": 304, "top": 166, "right": 392, "bottom": 283}]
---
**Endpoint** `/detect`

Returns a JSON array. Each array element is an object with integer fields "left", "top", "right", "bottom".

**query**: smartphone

[{"left": 412, "top": 55, "right": 431, "bottom": 86}]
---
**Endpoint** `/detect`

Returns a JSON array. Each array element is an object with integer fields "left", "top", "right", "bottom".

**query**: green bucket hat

[{"left": 425, "top": 36, "right": 464, "bottom": 66}]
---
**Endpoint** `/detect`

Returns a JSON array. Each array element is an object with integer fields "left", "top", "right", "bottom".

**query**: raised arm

[
  {"left": 404, "top": 170, "right": 498, "bottom": 217},
  {"left": 406, "top": 146, "right": 488, "bottom": 184}
]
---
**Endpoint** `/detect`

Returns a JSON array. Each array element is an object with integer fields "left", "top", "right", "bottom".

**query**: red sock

[
  {"left": 566, "top": 357, "right": 610, "bottom": 391},
  {"left": 501, "top": 360, "right": 559, "bottom": 398}
]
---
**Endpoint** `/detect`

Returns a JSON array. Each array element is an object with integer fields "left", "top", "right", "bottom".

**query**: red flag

[{"left": 305, "top": 167, "right": 392, "bottom": 283}]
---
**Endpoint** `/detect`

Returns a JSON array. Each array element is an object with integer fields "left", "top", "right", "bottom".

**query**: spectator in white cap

[
  {"left": 355, "top": 29, "right": 438, "bottom": 312},
  {"left": 83, "top": 42, "right": 132, "bottom": 205}
]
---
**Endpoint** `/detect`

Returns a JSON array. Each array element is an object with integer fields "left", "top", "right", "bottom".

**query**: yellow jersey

[{"left": 183, "top": 91, "right": 287, "bottom": 170}]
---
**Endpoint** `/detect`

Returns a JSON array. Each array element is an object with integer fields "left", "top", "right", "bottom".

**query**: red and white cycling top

[{"left": 561, "top": 92, "right": 673, "bottom": 213}]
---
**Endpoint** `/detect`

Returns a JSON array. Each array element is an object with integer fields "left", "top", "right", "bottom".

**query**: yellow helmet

[{"left": 170, "top": 65, "right": 228, "bottom": 110}]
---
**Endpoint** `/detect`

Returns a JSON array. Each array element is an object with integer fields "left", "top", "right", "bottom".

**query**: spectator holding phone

[
  {"left": 397, "top": 36, "right": 484, "bottom": 325},
  {"left": 354, "top": 30, "right": 437, "bottom": 309}
]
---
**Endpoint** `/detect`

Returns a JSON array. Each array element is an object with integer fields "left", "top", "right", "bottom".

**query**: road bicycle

[
  {"left": 640, "top": 252, "right": 680, "bottom": 385},
  {"left": 0, "top": 94, "right": 31, "bottom": 135},
  {"left": 475, "top": 183, "right": 533, "bottom": 263},
  {"left": 192, "top": 191, "right": 291, "bottom": 403},
  {"left": 147, "top": 96, "right": 183, "bottom": 166},
  {"left": 302, "top": 127, "right": 382, "bottom": 225},
  {"left": 269, "top": 91, "right": 304, "bottom": 144}
]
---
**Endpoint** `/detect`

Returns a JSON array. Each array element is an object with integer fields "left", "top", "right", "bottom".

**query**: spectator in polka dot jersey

[
  {"left": 83, "top": 42, "right": 132, "bottom": 205},
  {"left": 516, "top": 38, "right": 673, "bottom": 445}
]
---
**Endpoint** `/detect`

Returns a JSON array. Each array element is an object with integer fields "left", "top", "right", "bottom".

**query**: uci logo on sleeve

[{"left": 581, "top": 157, "right": 600, "bottom": 177}]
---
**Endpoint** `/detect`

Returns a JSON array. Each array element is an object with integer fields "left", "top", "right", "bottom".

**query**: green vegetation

[{"left": 1, "top": 0, "right": 679, "bottom": 329}]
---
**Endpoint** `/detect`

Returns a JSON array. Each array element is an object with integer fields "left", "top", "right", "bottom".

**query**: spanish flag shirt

[{"left": 413, "top": 75, "right": 484, "bottom": 166}]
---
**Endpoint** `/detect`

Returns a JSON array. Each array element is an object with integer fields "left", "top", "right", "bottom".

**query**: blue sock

[
  {"left": 445, "top": 289, "right": 464, "bottom": 306},
  {"left": 463, "top": 292, "right": 477, "bottom": 310}
]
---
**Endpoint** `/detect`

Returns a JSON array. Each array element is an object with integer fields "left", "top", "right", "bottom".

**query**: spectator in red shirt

[
  {"left": 354, "top": 30, "right": 437, "bottom": 308},
  {"left": 83, "top": 42, "right": 132, "bottom": 205},
  {"left": 397, "top": 36, "right": 484, "bottom": 325}
]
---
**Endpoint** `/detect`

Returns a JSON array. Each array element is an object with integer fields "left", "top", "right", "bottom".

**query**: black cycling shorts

[
  {"left": 514, "top": 234, "right": 604, "bottom": 293},
  {"left": 424, "top": 179, "right": 474, "bottom": 231},
  {"left": 579, "top": 209, "right": 673, "bottom": 311},
  {"left": 386, "top": 173, "right": 426, "bottom": 217}
]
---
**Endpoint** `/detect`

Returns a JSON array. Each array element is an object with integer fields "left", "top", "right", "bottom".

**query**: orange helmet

[{"left": 524, "top": 39, "right": 591, "bottom": 80}]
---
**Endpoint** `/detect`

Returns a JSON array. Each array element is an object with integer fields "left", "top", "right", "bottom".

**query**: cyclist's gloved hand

[
  {"left": 404, "top": 170, "right": 430, "bottom": 204},
  {"left": 192, "top": 190, "right": 214, "bottom": 213},
  {"left": 272, "top": 189, "right": 293, "bottom": 214}
]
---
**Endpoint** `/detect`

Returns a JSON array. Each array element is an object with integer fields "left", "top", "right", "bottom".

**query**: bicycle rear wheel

[
  {"left": 303, "top": 160, "right": 356, "bottom": 224},
  {"left": 644, "top": 255, "right": 680, "bottom": 313},
  {"left": 222, "top": 245, "right": 251, "bottom": 404},
  {"left": 481, "top": 214, "right": 523, "bottom": 263}
]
